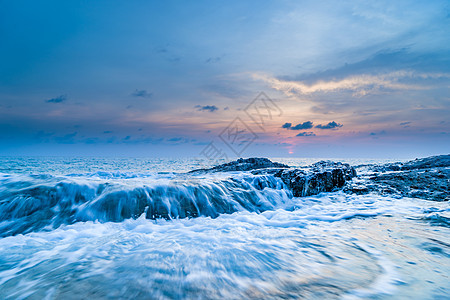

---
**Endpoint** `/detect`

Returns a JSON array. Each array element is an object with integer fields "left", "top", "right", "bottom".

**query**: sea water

[{"left": 0, "top": 157, "right": 448, "bottom": 299}]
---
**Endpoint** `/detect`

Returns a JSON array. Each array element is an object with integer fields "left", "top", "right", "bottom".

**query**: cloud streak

[
  {"left": 195, "top": 105, "right": 219, "bottom": 112},
  {"left": 296, "top": 132, "right": 316, "bottom": 137},
  {"left": 131, "top": 89, "right": 152, "bottom": 98},
  {"left": 45, "top": 95, "right": 67, "bottom": 103},
  {"left": 255, "top": 71, "right": 449, "bottom": 97}
]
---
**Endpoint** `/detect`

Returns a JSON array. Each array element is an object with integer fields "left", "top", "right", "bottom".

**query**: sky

[{"left": 0, "top": 0, "right": 449, "bottom": 159}]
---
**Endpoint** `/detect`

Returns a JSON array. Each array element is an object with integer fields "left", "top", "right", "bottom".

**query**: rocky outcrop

[
  {"left": 372, "top": 154, "right": 450, "bottom": 172},
  {"left": 400, "top": 154, "right": 450, "bottom": 170},
  {"left": 345, "top": 154, "right": 450, "bottom": 201},
  {"left": 191, "top": 155, "right": 449, "bottom": 201},
  {"left": 189, "top": 157, "right": 290, "bottom": 173},
  {"left": 191, "top": 155, "right": 450, "bottom": 201},
  {"left": 273, "top": 161, "right": 357, "bottom": 197},
  {"left": 191, "top": 158, "right": 357, "bottom": 197}
]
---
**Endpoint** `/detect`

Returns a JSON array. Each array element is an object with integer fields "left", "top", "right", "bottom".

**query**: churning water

[{"left": 0, "top": 157, "right": 448, "bottom": 299}]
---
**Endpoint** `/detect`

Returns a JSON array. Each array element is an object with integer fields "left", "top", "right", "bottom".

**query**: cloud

[
  {"left": 370, "top": 130, "right": 387, "bottom": 137},
  {"left": 168, "top": 137, "right": 183, "bottom": 142},
  {"left": 282, "top": 50, "right": 450, "bottom": 83},
  {"left": 282, "top": 121, "right": 313, "bottom": 130},
  {"left": 315, "top": 121, "right": 343, "bottom": 129},
  {"left": 195, "top": 105, "right": 219, "bottom": 112},
  {"left": 254, "top": 70, "right": 449, "bottom": 97},
  {"left": 155, "top": 46, "right": 168, "bottom": 54},
  {"left": 166, "top": 137, "right": 192, "bottom": 144},
  {"left": 45, "top": 95, "right": 67, "bottom": 103},
  {"left": 291, "top": 121, "right": 313, "bottom": 130},
  {"left": 296, "top": 132, "right": 316, "bottom": 137},
  {"left": 131, "top": 89, "right": 152, "bottom": 98},
  {"left": 206, "top": 57, "right": 221, "bottom": 63}
]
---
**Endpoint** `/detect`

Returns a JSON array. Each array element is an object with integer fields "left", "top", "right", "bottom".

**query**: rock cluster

[
  {"left": 345, "top": 154, "right": 450, "bottom": 201},
  {"left": 190, "top": 155, "right": 449, "bottom": 201},
  {"left": 192, "top": 158, "right": 357, "bottom": 197},
  {"left": 272, "top": 161, "right": 356, "bottom": 197},
  {"left": 372, "top": 154, "right": 450, "bottom": 172}
]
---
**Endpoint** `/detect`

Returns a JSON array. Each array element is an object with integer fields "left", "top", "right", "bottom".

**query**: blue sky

[{"left": 0, "top": 0, "right": 449, "bottom": 158}]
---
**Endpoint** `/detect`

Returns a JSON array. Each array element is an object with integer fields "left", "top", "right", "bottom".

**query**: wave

[
  {"left": 418, "top": 214, "right": 450, "bottom": 228},
  {"left": 0, "top": 173, "right": 292, "bottom": 237}
]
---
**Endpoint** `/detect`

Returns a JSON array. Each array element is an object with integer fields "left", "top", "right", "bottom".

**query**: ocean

[{"left": 0, "top": 157, "right": 448, "bottom": 299}]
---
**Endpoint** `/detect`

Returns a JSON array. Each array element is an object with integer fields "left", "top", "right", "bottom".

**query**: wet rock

[
  {"left": 190, "top": 158, "right": 357, "bottom": 197},
  {"left": 373, "top": 154, "right": 450, "bottom": 172},
  {"left": 366, "top": 169, "right": 449, "bottom": 201},
  {"left": 373, "top": 163, "right": 402, "bottom": 172},
  {"left": 346, "top": 155, "right": 450, "bottom": 201},
  {"left": 274, "top": 161, "right": 357, "bottom": 197},
  {"left": 400, "top": 154, "right": 450, "bottom": 170},
  {"left": 189, "top": 157, "right": 289, "bottom": 173}
]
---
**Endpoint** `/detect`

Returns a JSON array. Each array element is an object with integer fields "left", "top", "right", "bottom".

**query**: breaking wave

[{"left": 0, "top": 172, "right": 292, "bottom": 237}]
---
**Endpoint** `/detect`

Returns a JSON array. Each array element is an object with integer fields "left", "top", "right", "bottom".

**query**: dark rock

[
  {"left": 189, "top": 157, "right": 289, "bottom": 173},
  {"left": 190, "top": 158, "right": 357, "bottom": 197},
  {"left": 346, "top": 155, "right": 450, "bottom": 201},
  {"left": 365, "top": 169, "right": 449, "bottom": 201},
  {"left": 191, "top": 155, "right": 449, "bottom": 201},
  {"left": 274, "top": 161, "right": 357, "bottom": 197},
  {"left": 373, "top": 154, "right": 450, "bottom": 172},
  {"left": 346, "top": 184, "right": 370, "bottom": 195},
  {"left": 400, "top": 154, "right": 450, "bottom": 170},
  {"left": 375, "top": 164, "right": 402, "bottom": 172}
]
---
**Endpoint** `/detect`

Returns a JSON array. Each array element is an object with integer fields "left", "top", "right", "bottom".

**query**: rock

[
  {"left": 346, "top": 155, "right": 450, "bottom": 201},
  {"left": 363, "top": 169, "right": 449, "bottom": 201},
  {"left": 190, "top": 158, "right": 357, "bottom": 197},
  {"left": 189, "top": 157, "right": 289, "bottom": 173},
  {"left": 373, "top": 154, "right": 450, "bottom": 172},
  {"left": 274, "top": 161, "right": 357, "bottom": 197},
  {"left": 373, "top": 163, "right": 402, "bottom": 172},
  {"left": 400, "top": 154, "right": 450, "bottom": 170},
  {"left": 344, "top": 184, "right": 369, "bottom": 195},
  {"left": 191, "top": 155, "right": 449, "bottom": 201}
]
